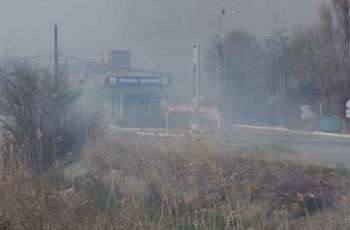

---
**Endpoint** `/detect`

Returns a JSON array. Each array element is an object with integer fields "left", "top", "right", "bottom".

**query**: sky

[{"left": 0, "top": 0, "right": 323, "bottom": 73}]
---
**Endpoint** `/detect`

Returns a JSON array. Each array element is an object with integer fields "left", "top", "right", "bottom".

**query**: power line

[
  {"left": 61, "top": 53, "right": 162, "bottom": 75},
  {"left": 132, "top": 46, "right": 212, "bottom": 61},
  {"left": 0, "top": 53, "right": 53, "bottom": 66},
  {"left": 133, "top": 51, "right": 191, "bottom": 60},
  {"left": 62, "top": 53, "right": 190, "bottom": 77}
]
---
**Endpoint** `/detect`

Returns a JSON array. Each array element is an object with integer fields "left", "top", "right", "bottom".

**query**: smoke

[{"left": 0, "top": 0, "right": 320, "bottom": 73}]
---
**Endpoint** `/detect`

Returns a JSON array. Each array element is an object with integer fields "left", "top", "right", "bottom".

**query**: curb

[
  {"left": 234, "top": 124, "right": 350, "bottom": 139},
  {"left": 234, "top": 124, "right": 288, "bottom": 131},
  {"left": 312, "top": 131, "right": 350, "bottom": 139}
]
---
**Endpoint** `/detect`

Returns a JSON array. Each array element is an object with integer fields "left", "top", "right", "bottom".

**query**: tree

[
  {"left": 0, "top": 62, "right": 81, "bottom": 174},
  {"left": 290, "top": 1, "right": 350, "bottom": 127},
  {"left": 264, "top": 29, "right": 290, "bottom": 95},
  {"left": 205, "top": 30, "right": 267, "bottom": 123}
]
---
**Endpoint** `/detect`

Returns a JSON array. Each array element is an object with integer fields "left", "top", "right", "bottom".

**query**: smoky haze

[{"left": 0, "top": 0, "right": 320, "bottom": 72}]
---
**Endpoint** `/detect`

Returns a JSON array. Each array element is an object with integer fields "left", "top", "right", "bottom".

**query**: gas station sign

[{"left": 105, "top": 76, "right": 171, "bottom": 87}]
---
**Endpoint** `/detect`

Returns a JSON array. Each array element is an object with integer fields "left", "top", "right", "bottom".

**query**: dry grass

[
  {"left": 78, "top": 133, "right": 350, "bottom": 229},
  {"left": 0, "top": 131, "right": 350, "bottom": 229},
  {"left": 0, "top": 168, "right": 154, "bottom": 229}
]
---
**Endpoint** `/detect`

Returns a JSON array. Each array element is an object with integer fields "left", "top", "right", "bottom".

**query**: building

[
  {"left": 100, "top": 49, "right": 131, "bottom": 69},
  {"left": 65, "top": 49, "right": 172, "bottom": 128},
  {"left": 105, "top": 76, "right": 171, "bottom": 128}
]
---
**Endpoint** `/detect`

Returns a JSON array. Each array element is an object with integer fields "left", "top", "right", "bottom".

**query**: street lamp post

[
  {"left": 216, "top": 9, "right": 234, "bottom": 133},
  {"left": 216, "top": 9, "right": 225, "bottom": 133}
]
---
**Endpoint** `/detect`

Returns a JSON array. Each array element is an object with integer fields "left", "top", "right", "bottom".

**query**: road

[
  {"left": 107, "top": 125, "right": 350, "bottom": 168},
  {"left": 223, "top": 125, "right": 350, "bottom": 168}
]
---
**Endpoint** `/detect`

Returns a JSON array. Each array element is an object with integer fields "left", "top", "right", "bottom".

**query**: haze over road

[
  {"left": 107, "top": 124, "right": 350, "bottom": 168},
  {"left": 223, "top": 125, "right": 350, "bottom": 168}
]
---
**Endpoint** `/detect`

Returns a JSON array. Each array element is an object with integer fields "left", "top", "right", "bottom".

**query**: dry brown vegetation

[{"left": 0, "top": 131, "right": 349, "bottom": 229}]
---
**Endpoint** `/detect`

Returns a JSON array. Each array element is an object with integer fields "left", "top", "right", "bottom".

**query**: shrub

[{"left": 0, "top": 63, "right": 102, "bottom": 175}]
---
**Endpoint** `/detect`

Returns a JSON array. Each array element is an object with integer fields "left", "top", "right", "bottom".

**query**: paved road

[
  {"left": 223, "top": 125, "right": 350, "bottom": 168},
  {"left": 107, "top": 125, "right": 350, "bottom": 168}
]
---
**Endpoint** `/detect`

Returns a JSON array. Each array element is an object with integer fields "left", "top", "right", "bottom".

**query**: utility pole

[
  {"left": 194, "top": 43, "right": 201, "bottom": 128},
  {"left": 280, "top": 71, "right": 283, "bottom": 126},
  {"left": 276, "top": 70, "right": 286, "bottom": 127},
  {"left": 54, "top": 25, "right": 58, "bottom": 78},
  {"left": 282, "top": 70, "right": 285, "bottom": 127},
  {"left": 279, "top": 71, "right": 281, "bottom": 126},
  {"left": 275, "top": 70, "right": 285, "bottom": 127},
  {"left": 346, "top": 0, "right": 350, "bottom": 132},
  {"left": 275, "top": 72, "right": 279, "bottom": 126},
  {"left": 279, "top": 71, "right": 282, "bottom": 126}
]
